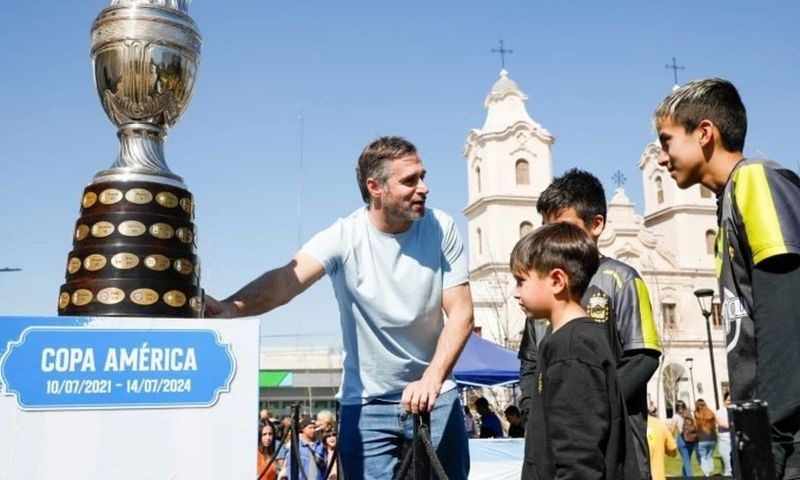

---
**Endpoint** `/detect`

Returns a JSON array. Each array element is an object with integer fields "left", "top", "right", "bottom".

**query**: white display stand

[{"left": 0, "top": 316, "right": 259, "bottom": 480}]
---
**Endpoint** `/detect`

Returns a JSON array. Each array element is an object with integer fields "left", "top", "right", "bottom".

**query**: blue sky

[{"left": 1, "top": 1, "right": 798, "bottom": 348}]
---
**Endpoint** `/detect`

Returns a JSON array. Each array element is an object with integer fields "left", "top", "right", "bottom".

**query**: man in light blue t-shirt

[{"left": 206, "top": 136, "right": 474, "bottom": 480}]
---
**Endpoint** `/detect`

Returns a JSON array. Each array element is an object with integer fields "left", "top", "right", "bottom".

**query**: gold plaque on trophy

[
  {"left": 75, "top": 224, "right": 90, "bottom": 241},
  {"left": 59, "top": 292, "right": 71, "bottom": 309},
  {"left": 72, "top": 289, "right": 94, "bottom": 306},
  {"left": 67, "top": 257, "right": 82, "bottom": 274},
  {"left": 130, "top": 288, "right": 159, "bottom": 306},
  {"left": 189, "top": 296, "right": 202, "bottom": 313},
  {"left": 156, "top": 192, "right": 179, "bottom": 208},
  {"left": 97, "top": 287, "right": 125, "bottom": 305},
  {"left": 149, "top": 222, "right": 175, "bottom": 240},
  {"left": 144, "top": 254, "right": 171, "bottom": 271},
  {"left": 99, "top": 188, "right": 124, "bottom": 205},
  {"left": 125, "top": 188, "right": 154, "bottom": 205},
  {"left": 111, "top": 252, "right": 139, "bottom": 269},
  {"left": 82, "top": 192, "right": 98, "bottom": 209},
  {"left": 173, "top": 258, "right": 193, "bottom": 275},
  {"left": 176, "top": 227, "right": 193, "bottom": 244},
  {"left": 91, "top": 221, "right": 115, "bottom": 238},
  {"left": 180, "top": 197, "right": 193, "bottom": 215},
  {"left": 84, "top": 254, "right": 107, "bottom": 271},
  {"left": 118, "top": 220, "right": 147, "bottom": 237},
  {"left": 164, "top": 290, "right": 187, "bottom": 308}
]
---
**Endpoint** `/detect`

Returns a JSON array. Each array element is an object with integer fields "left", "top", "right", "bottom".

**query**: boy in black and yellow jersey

[
  {"left": 655, "top": 78, "right": 800, "bottom": 479},
  {"left": 517, "top": 169, "right": 662, "bottom": 480},
  {"left": 512, "top": 222, "right": 639, "bottom": 480}
]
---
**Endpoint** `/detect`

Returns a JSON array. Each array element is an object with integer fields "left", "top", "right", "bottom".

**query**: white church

[{"left": 463, "top": 69, "right": 729, "bottom": 415}]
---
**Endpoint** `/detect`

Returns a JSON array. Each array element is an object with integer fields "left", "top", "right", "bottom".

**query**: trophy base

[{"left": 59, "top": 178, "right": 202, "bottom": 318}]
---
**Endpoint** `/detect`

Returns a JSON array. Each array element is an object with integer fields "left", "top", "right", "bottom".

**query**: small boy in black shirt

[{"left": 510, "top": 222, "right": 638, "bottom": 479}]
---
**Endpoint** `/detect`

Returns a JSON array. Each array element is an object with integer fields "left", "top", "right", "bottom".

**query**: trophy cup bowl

[
  {"left": 90, "top": 0, "right": 201, "bottom": 182},
  {"left": 59, "top": 0, "right": 203, "bottom": 318}
]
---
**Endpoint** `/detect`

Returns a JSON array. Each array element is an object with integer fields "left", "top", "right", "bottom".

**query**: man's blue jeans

[{"left": 338, "top": 388, "right": 469, "bottom": 480}]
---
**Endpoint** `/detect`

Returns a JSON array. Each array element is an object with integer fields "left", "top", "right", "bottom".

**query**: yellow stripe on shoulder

[
  {"left": 733, "top": 164, "right": 788, "bottom": 264},
  {"left": 635, "top": 277, "right": 661, "bottom": 351}
]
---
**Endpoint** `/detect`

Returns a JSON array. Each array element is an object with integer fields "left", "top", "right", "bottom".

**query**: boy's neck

[
  {"left": 549, "top": 300, "right": 587, "bottom": 332},
  {"left": 705, "top": 149, "right": 745, "bottom": 193}
]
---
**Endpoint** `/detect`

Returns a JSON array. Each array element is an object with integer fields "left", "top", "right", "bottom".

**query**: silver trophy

[
  {"left": 58, "top": 0, "right": 203, "bottom": 318},
  {"left": 91, "top": 0, "right": 201, "bottom": 186}
]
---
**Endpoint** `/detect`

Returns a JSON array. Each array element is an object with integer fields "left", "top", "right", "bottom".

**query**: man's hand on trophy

[{"left": 203, "top": 295, "right": 238, "bottom": 318}]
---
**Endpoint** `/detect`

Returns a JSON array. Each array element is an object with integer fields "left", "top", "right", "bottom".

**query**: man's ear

[{"left": 365, "top": 178, "right": 384, "bottom": 200}]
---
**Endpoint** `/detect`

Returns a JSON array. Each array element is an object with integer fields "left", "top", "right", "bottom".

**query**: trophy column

[{"left": 58, "top": 0, "right": 203, "bottom": 318}]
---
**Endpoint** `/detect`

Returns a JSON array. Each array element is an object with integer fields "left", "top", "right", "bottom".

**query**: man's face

[
  {"left": 544, "top": 207, "right": 602, "bottom": 242},
  {"left": 657, "top": 117, "right": 705, "bottom": 189},
  {"left": 505, "top": 412, "right": 521, "bottom": 426},
  {"left": 514, "top": 270, "right": 551, "bottom": 318},
  {"left": 301, "top": 424, "right": 316, "bottom": 441},
  {"left": 378, "top": 154, "right": 429, "bottom": 222}
]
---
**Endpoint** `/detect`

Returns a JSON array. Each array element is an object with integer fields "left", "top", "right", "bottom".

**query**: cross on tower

[
  {"left": 665, "top": 57, "right": 685, "bottom": 85},
  {"left": 491, "top": 40, "right": 513, "bottom": 70},
  {"left": 612, "top": 170, "right": 627, "bottom": 189}
]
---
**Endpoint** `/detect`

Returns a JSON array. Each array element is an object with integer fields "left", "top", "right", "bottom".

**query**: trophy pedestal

[{"left": 59, "top": 179, "right": 202, "bottom": 317}]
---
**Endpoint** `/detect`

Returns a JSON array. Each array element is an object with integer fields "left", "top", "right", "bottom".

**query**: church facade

[{"left": 463, "top": 70, "right": 729, "bottom": 414}]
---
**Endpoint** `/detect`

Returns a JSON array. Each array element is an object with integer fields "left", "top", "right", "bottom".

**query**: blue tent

[{"left": 453, "top": 333, "right": 520, "bottom": 387}]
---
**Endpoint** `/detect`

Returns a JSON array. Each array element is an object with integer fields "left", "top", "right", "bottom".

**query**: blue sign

[{"left": 1, "top": 327, "right": 235, "bottom": 410}]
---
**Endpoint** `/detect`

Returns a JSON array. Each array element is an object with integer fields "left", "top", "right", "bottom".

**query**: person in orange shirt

[
  {"left": 257, "top": 419, "right": 280, "bottom": 480},
  {"left": 647, "top": 409, "right": 677, "bottom": 480}
]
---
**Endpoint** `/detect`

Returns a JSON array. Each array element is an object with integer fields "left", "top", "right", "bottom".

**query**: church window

[
  {"left": 662, "top": 303, "right": 677, "bottom": 329},
  {"left": 515, "top": 159, "right": 530, "bottom": 185},
  {"left": 476, "top": 228, "right": 482, "bottom": 255},
  {"left": 519, "top": 221, "right": 533, "bottom": 237},
  {"left": 705, "top": 229, "right": 716, "bottom": 255},
  {"left": 475, "top": 167, "right": 482, "bottom": 192},
  {"left": 712, "top": 302, "right": 723, "bottom": 328},
  {"left": 700, "top": 185, "right": 713, "bottom": 198},
  {"left": 655, "top": 176, "right": 664, "bottom": 204}
]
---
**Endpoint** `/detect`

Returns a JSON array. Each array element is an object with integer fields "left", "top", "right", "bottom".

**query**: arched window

[
  {"left": 706, "top": 229, "right": 716, "bottom": 255},
  {"left": 519, "top": 221, "right": 533, "bottom": 238},
  {"left": 655, "top": 176, "right": 664, "bottom": 204},
  {"left": 515, "top": 159, "right": 530, "bottom": 185},
  {"left": 476, "top": 228, "right": 482, "bottom": 255},
  {"left": 475, "top": 167, "right": 482, "bottom": 192}
]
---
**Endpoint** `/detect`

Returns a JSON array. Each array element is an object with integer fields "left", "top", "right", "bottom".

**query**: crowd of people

[
  {"left": 257, "top": 409, "right": 339, "bottom": 480},
  {"left": 208, "top": 77, "right": 800, "bottom": 480}
]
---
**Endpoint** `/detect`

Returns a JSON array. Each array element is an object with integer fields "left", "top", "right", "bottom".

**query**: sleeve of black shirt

[
  {"left": 751, "top": 254, "right": 800, "bottom": 423},
  {"left": 546, "top": 359, "right": 609, "bottom": 480},
  {"left": 617, "top": 349, "right": 660, "bottom": 404},
  {"left": 518, "top": 319, "right": 538, "bottom": 424}
]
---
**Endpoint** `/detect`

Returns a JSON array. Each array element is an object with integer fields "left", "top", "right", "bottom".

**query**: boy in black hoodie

[{"left": 510, "top": 222, "right": 638, "bottom": 479}]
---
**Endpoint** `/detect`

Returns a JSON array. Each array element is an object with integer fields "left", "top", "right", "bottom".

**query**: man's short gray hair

[{"left": 356, "top": 136, "right": 417, "bottom": 203}]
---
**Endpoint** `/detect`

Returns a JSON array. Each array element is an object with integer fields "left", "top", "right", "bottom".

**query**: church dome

[{"left": 491, "top": 69, "right": 520, "bottom": 94}]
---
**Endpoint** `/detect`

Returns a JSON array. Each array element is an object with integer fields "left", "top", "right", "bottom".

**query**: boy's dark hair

[
  {"left": 653, "top": 77, "right": 747, "bottom": 152},
  {"left": 504, "top": 405, "right": 521, "bottom": 417},
  {"left": 474, "top": 397, "right": 490, "bottom": 409},
  {"left": 510, "top": 222, "right": 599, "bottom": 298},
  {"left": 536, "top": 168, "right": 607, "bottom": 227}
]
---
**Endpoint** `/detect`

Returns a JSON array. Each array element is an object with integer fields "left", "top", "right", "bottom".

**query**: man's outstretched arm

[
  {"left": 205, "top": 252, "right": 325, "bottom": 318},
  {"left": 401, "top": 283, "right": 474, "bottom": 414}
]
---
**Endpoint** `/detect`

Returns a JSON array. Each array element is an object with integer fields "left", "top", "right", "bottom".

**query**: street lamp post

[
  {"left": 694, "top": 288, "right": 720, "bottom": 409},
  {"left": 685, "top": 357, "right": 696, "bottom": 406}
]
